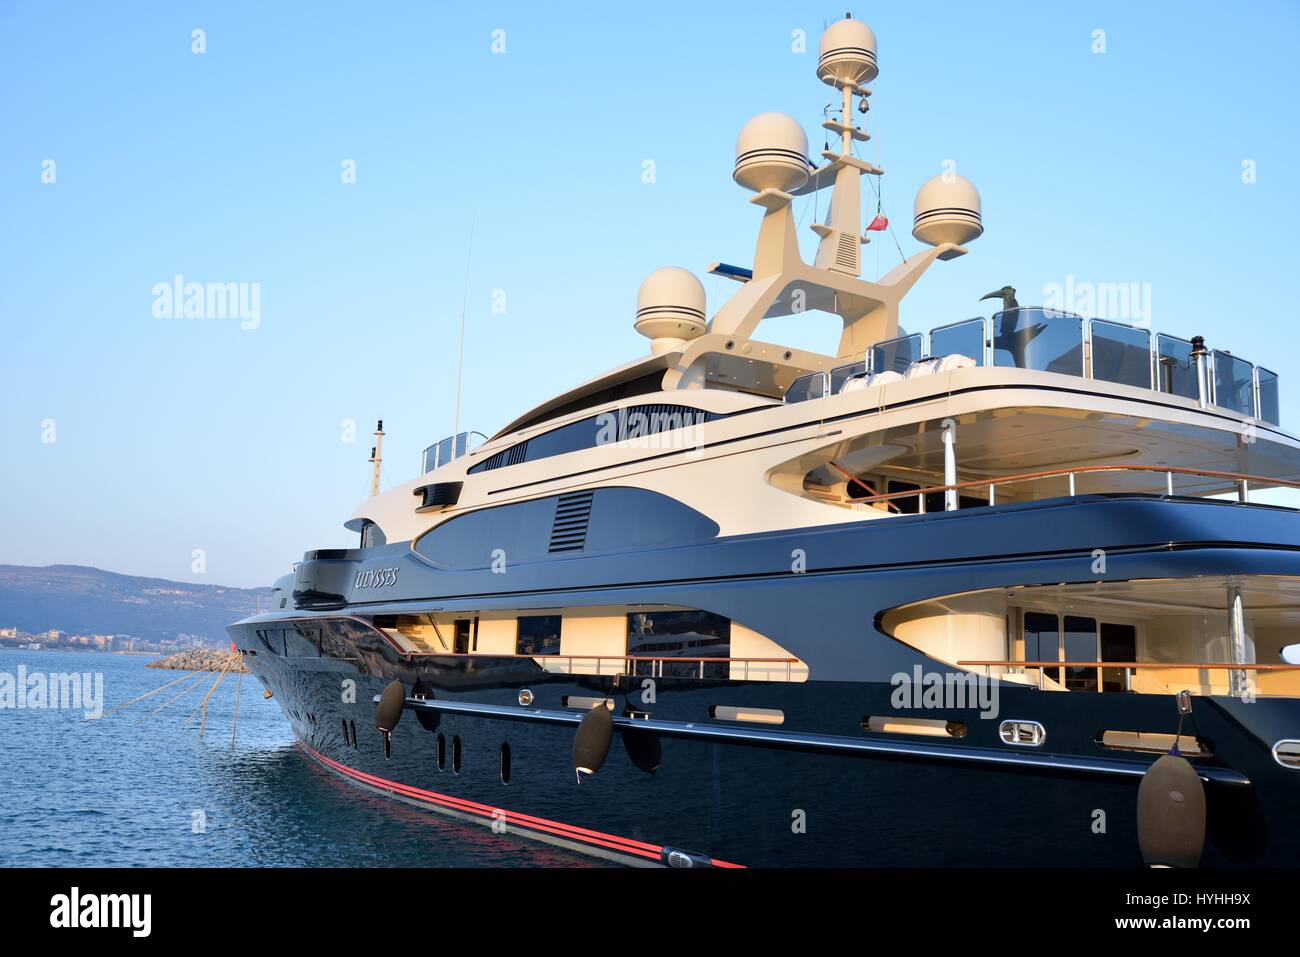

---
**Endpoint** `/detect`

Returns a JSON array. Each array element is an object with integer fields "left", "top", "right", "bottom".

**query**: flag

[{"left": 867, "top": 214, "right": 889, "bottom": 232}]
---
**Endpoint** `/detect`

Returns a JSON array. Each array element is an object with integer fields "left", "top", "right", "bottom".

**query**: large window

[
  {"left": 516, "top": 615, "right": 561, "bottom": 656},
  {"left": 627, "top": 610, "right": 730, "bottom": 679},
  {"left": 470, "top": 404, "right": 716, "bottom": 473}
]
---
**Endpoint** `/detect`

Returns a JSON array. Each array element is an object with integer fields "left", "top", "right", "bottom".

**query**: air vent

[
  {"left": 549, "top": 490, "right": 594, "bottom": 553},
  {"left": 414, "top": 481, "right": 462, "bottom": 512},
  {"left": 834, "top": 232, "right": 858, "bottom": 272}
]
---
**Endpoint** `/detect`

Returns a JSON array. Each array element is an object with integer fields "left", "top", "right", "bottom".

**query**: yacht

[{"left": 230, "top": 16, "right": 1300, "bottom": 867}]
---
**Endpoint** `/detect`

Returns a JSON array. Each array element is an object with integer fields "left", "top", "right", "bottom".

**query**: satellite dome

[
  {"left": 912, "top": 174, "right": 983, "bottom": 247},
  {"left": 817, "top": 17, "right": 878, "bottom": 87},
  {"left": 733, "top": 112, "right": 810, "bottom": 194},
  {"left": 635, "top": 267, "right": 707, "bottom": 355}
]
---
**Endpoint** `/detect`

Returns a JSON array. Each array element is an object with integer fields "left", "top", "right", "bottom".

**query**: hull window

[
  {"left": 709, "top": 705, "right": 784, "bottom": 725},
  {"left": 452, "top": 735, "right": 462, "bottom": 773},
  {"left": 627, "top": 610, "right": 731, "bottom": 679},
  {"left": 499, "top": 742, "right": 511, "bottom": 784},
  {"left": 517, "top": 616, "right": 562, "bottom": 656},
  {"left": 863, "top": 716, "right": 967, "bottom": 738},
  {"left": 436, "top": 733, "right": 446, "bottom": 771}
]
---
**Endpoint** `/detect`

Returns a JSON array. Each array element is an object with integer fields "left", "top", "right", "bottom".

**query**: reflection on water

[{"left": 0, "top": 648, "right": 597, "bottom": 867}]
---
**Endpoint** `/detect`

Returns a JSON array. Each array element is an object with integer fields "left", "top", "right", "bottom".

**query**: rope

[
  {"left": 188, "top": 654, "right": 239, "bottom": 734},
  {"left": 230, "top": 666, "right": 243, "bottom": 748},
  {"left": 103, "top": 665, "right": 218, "bottom": 717},
  {"left": 132, "top": 667, "right": 215, "bottom": 726},
  {"left": 183, "top": 653, "right": 239, "bottom": 725}
]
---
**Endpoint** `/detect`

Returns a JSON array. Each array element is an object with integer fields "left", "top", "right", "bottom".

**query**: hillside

[{"left": 0, "top": 564, "right": 270, "bottom": 644}]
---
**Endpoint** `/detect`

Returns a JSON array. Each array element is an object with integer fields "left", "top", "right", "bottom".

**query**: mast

[
  {"left": 811, "top": 14, "right": 880, "bottom": 277},
  {"left": 368, "top": 419, "right": 384, "bottom": 497}
]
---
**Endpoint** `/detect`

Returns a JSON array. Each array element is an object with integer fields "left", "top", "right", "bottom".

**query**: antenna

[
  {"left": 810, "top": 16, "right": 881, "bottom": 277},
  {"left": 367, "top": 419, "right": 385, "bottom": 497},
  {"left": 452, "top": 215, "right": 476, "bottom": 441}
]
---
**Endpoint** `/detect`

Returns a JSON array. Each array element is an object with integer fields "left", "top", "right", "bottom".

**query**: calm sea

[{"left": 0, "top": 648, "right": 594, "bottom": 867}]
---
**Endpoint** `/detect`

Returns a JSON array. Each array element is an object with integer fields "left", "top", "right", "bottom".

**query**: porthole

[
  {"left": 436, "top": 733, "right": 446, "bottom": 770},
  {"left": 349, "top": 720, "right": 357, "bottom": 749},
  {"left": 500, "top": 742, "right": 512, "bottom": 784},
  {"left": 452, "top": 735, "right": 462, "bottom": 774}
]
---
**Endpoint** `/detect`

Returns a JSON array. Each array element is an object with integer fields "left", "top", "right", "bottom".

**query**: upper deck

[{"left": 787, "top": 307, "right": 1280, "bottom": 428}]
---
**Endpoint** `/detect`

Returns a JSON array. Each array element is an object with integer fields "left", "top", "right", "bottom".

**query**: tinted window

[
  {"left": 1023, "top": 612, "right": 1060, "bottom": 685},
  {"left": 1090, "top": 320, "right": 1151, "bottom": 389},
  {"left": 516, "top": 615, "right": 561, "bottom": 656},
  {"left": 1063, "top": 616, "right": 1098, "bottom": 693},
  {"left": 1100, "top": 622, "right": 1137, "bottom": 693},
  {"left": 470, "top": 404, "right": 715, "bottom": 473},
  {"left": 627, "top": 610, "right": 730, "bottom": 679}
]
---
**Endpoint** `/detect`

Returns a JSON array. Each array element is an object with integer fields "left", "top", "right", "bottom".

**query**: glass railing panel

[
  {"left": 870, "top": 333, "right": 925, "bottom": 376},
  {"left": 991, "top": 308, "right": 1084, "bottom": 375},
  {"left": 930, "top": 318, "right": 985, "bottom": 366},
  {"left": 1090, "top": 320, "right": 1152, "bottom": 389},
  {"left": 421, "top": 431, "right": 473, "bottom": 473},
  {"left": 1213, "top": 351, "right": 1255, "bottom": 416},
  {"left": 1155, "top": 334, "right": 1198, "bottom": 400},
  {"left": 830, "top": 360, "right": 867, "bottom": 394},
  {"left": 1258, "top": 368, "right": 1280, "bottom": 426},
  {"left": 785, "top": 371, "right": 829, "bottom": 403}
]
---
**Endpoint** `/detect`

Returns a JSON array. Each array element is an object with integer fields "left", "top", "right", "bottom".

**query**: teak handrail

[
  {"left": 958, "top": 660, "right": 1300, "bottom": 671},
  {"left": 848, "top": 464, "right": 1300, "bottom": 505}
]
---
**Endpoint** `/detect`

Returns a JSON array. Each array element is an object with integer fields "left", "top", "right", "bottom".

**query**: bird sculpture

[{"left": 980, "top": 285, "right": 1019, "bottom": 311}]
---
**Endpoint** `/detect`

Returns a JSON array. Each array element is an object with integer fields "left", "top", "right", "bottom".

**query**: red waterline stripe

[
  {"left": 306, "top": 746, "right": 661, "bottom": 859},
  {"left": 299, "top": 741, "right": 743, "bottom": 868}
]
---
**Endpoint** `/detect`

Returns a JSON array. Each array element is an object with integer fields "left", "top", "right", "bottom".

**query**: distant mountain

[{"left": 0, "top": 564, "right": 270, "bottom": 644}]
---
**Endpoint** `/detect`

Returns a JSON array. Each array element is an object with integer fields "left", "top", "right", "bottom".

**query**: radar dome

[
  {"left": 817, "top": 17, "right": 878, "bottom": 87},
  {"left": 635, "top": 267, "right": 707, "bottom": 355},
  {"left": 733, "top": 112, "right": 810, "bottom": 194},
  {"left": 912, "top": 174, "right": 983, "bottom": 247}
]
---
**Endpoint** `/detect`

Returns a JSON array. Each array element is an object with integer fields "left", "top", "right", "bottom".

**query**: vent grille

[
  {"left": 834, "top": 233, "right": 858, "bottom": 271},
  {"left": 549, "top": 490, "right": 595, "bottom": 553},
  {"left": 474, "top": 441, "right": 529, "bottom": 473}
]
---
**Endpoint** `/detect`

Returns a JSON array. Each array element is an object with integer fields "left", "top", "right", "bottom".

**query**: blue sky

[{"left": 2, "top": 1, "right": 1298, "bottom": 587}]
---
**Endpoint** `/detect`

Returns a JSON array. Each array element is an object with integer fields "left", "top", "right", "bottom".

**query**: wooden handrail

[
  {"left": 397, "top": 652, "right": 799, "bottom": 663},
  {"left": 849, "top": 463, "right": 1300, "bottom": 505},
  {"left": 958, "top": 659, "right": 1300, "bottom": 671}
]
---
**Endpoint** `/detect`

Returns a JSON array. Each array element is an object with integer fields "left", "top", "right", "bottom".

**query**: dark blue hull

[{"left": 230, "top": 495, "right": 1300, "bottom": 866}]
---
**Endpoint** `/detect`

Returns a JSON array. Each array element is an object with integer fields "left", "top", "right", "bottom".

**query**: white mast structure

[
  {"left": 638, "top": 15, "right": 985, "bottom": 391},
  {"left": 367, "top": 419, "right": 384, "bottom": 498}
]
